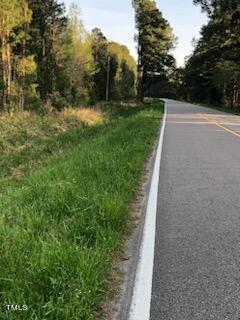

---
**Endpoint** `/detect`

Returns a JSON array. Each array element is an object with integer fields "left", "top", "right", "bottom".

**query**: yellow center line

[{"left": 197, "top": 113, "right": 240, "bottom": 138}]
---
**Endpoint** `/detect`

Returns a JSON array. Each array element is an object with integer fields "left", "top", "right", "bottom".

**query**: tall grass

[
  {"left": 0, "top": 108, "right": 103, "bottom": 191},
  {"left": 0, "top": 100, "right": 163, "bottom": 319}
]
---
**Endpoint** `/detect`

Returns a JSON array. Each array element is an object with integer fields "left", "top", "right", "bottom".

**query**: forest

[
  {"left": 184, "top": 0, "right": 240, "bottom": 109},
  {"left": 0, "top": 0, "right": 136, "bottom": 113},
  {"left": 137, "top": 0, "right": 240, "bottom": 112},
  {"left": 1, "top": 0, "right": 240, "bottom": 112}
]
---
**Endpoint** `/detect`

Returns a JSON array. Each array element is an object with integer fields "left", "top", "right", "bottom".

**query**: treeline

[
  {"left": 0, "top": 1, "right": 136, "bottom": 112},
  {"left": 132, "top": 0, "right": 176, "bottom": 102},
  {"left": 184, "top": 0, "right": 240, "bottom": 108},
  {"left": 139, "top": 0, "right": 240, "bottom": 108}
]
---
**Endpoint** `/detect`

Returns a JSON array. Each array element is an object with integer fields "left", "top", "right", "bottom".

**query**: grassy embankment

[{"left": 0, "top": 100, "right": 164, "bottom": 319}]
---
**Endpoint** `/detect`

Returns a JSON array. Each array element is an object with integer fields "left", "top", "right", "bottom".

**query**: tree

[
  {"left": 0, "top": 0, "right": 31, "bottom": 110},
  {"left": 0, "top": 1, "right": 138, "bottom": 111},
  {"left": 64, "top": 4, "right": 95, "bottom": 105},
  {"left": 184, "top": 0, "right": 240, "bottom": 108},
  {"left": 91, "top": 28, "right": 119, "bottom": 102},
  {"left": 91, "top": 28, "right": 109, "bottom": 101},
  {"left": 146, "top": 67, "right": 185, "bottom": 100},
  {"left": 13, "top": 2, "right": 37, "bottom": 110},
  {"left": 132, "top": 0, "right": 176, "bottom": 102},
  {"left": 108, "top": 42, "right": 136, "bottom": 100},
  {"left": 193, "top": 0, "right": 240, "bottom": 17},
  {"left": 28, "top": 0, "right": 67, "bottom": 101}
]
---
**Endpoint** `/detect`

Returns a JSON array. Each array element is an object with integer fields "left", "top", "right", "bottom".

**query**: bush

[{"left": 50, "top": 92, "right": 69, "bottom": 111}]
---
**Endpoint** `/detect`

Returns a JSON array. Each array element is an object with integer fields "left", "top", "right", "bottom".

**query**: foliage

[
  {"left": 132, "top": 0, "right": 176, "bottom": 101},
  {"left": 184, "top": 0, "right": 240, "bottom": 108},
  {"left": 108, "top": 42, "right": 136, "bottom": 100},
  {"left": 28, "top": 0, "right": 67, "bottom": 101},
  {"left": 0, "top": 0, "right": 32, "bottom": 110},
  {"left": 91, "top": 28, "right": 109, "bottom": 101},
  {"left": 0, "top": 1, "right": 136, "bottom": 112},
  {"left": 64, "top": 4, "right": 95, "bottom": 105}
]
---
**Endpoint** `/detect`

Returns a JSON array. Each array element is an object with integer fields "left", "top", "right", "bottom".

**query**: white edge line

[{"left": 129, "top": 100, "right": 167, "bottom": 320}]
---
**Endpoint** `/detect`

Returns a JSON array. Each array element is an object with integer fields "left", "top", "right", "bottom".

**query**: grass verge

[
  {"left": 190, "top": 101, "right": 240, "bottom": 116},
  {"left": 0, "top": 108, "right": 103, "bottom": 192},
  {"left": 0, "top": 100, "right": 163, "bottom": 319}
]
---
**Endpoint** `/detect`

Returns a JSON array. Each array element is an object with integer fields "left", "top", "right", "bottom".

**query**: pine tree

[
  {"left": 28, "top": 0, "right": 67, "bottom": 101},
  {"left": 184, "top": 0, "right": 240, "bottom": 107},
  {"left": 132, "top": 0, "right": 176, "bottom": 102}
]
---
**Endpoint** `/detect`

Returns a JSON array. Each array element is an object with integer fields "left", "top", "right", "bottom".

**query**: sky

[{"left": 63, "top": 0, "right": 208, "bottom": 67}]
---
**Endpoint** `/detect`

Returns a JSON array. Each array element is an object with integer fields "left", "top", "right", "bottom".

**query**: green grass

[
  {"left": 0, "top": 100, "right": 164, "bottom": 319},
  {"left": 0, "top": 108, "right": 103, "bottom": 191}
]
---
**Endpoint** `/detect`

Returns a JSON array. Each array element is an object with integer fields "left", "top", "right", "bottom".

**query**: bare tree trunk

[
  {"left": 230, "top": 79, "right": 235, "bottom": 109},
  {"left": 231, "top": 78, "right": 238, "bottom": 109},
  {"left": 237, "top": 81, "right": 240, "bottom": 108},
  {"left": 1, "top": 34, "right": 7, "bottom": 111},
  {"left": 6, "top": 34, "right": 12, "bottom": 104},
  {"left": 223, "top": 83, "right": 227, "bottom": 107},
  {"left": 19, "top": 47, "right": 26, "bottom": 111},
  {"left": 233, "top": 79, "right": 238, "bottom": 108},
  {"left": 19, "top": 4, "right": 28, "bottom": 111},
  {"left": 136, "top": 40, "right": 144, "bottom": 103},
  {"left": 19, "top": 88, "right": 24, "bottom": 110},
  {"left": 137, "top": 64, "right": 144, "bottom": 103}
]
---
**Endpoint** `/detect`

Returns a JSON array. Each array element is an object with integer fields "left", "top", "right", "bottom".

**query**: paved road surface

[{"left": 150, "top": 100, "right": 240, "bottom": 320}]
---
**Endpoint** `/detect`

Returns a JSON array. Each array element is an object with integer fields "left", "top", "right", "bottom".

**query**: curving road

[{"left": 150, "top": 100, "right": 240, "bottom": 320}]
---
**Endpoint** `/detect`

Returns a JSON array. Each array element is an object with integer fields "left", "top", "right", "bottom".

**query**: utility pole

[{"left": 106, "top": 56, "right": 111, "bottom": 101}]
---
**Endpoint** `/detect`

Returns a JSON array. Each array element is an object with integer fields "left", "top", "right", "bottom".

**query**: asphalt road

[{"left": 150, "top": 100, "right": 240, "bottom": 320}]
